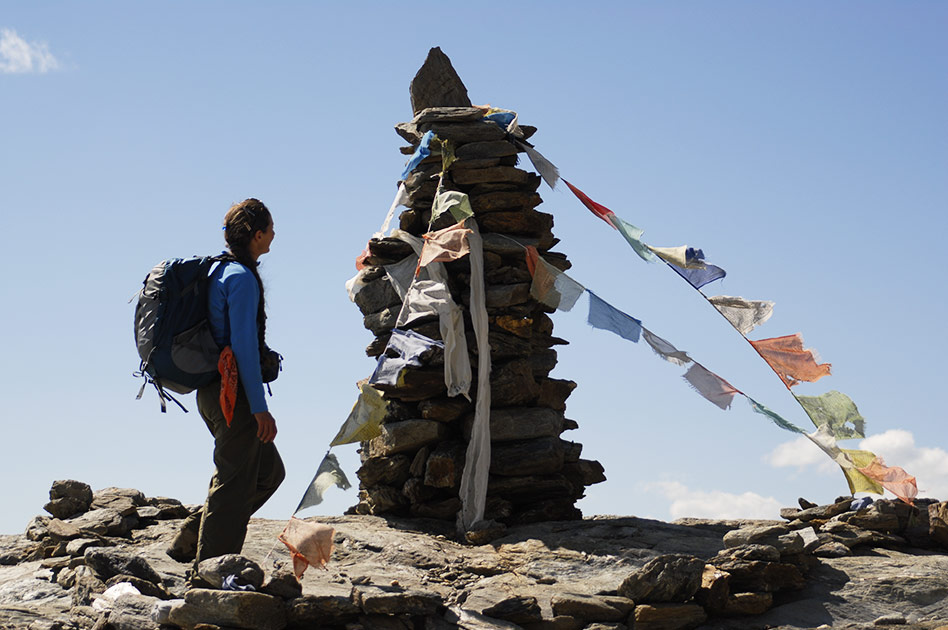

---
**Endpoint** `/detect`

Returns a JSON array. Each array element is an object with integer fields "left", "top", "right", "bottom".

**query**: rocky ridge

[{"left": 2, "top": 480, "right": 948, "bottom": 629}]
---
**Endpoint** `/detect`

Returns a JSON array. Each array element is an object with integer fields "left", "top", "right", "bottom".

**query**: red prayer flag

[
  {"left": 750, "top": 333, "right": 831, "bottom": 388},
  {"left": 564, "top": 180, "right": 616, "bottom": 225}
]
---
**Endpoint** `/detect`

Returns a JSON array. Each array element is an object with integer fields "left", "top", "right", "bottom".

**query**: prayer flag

[
  {"left": 608, "top": 215, "right": 657, "bottom": 262},
  {"left": 383, "top": 255, "right": 418, "bottom": 300},
  {"left": 431, "top": 189, "right": 474, "bottom": 224},
  {"left": 564, "top": 180, "right": 615, "bottom": 224},
  {"left": 419, "top": 223, "right": 472, "bottom": 268},
  {"left": 857, "top": 456, "right": 918, "bottom": 504},
  {"left": 524, "top": 246, "right": 539, "bottom": 276},
  {"left": 295, "top": 452, "right": 352, "bottom": 513},
  {"left": 330, "top": 383, "right": 387, "bottom": 446},
  {"left": 369, "top": 329, "right": 444, "bottom": 387},
  {"left": 750, "top": 334, "right": 831, "bottom": 388},
  {"left": 515, "top": 140, "right": 559, "bottom": 189},
  {"left": 279, "top": 517, "right": 334, "bottom": 579},
  {"left": 642, "top": 327, "right": 692, "bottom": 367},
  {"left": 683, "top": 363, "right": 741, "bottom": 410},
  {"left": 670, "top": 261, "right": 727, "bottom": 289},
  {"left": 747, "top": 397, "right": 806, "bottom": 434},
  {"left": 401, "top": 130, "right": 435, "bottom": 180},
  {"left": 649, "top": 246, "right": 707, "bottom": 269},
  {"left": 795, "top": 390, "right": 865, "bottom": 439},
  {"left": 840, "top": 449, "right": 886, "bottom": 495},
  {"left": 587, "top": 290, "right": 642, "bottom": 342},
  {"left": 530, "top": 256, "right": 585, "bottom": 312},
  {"left": 709, "top": 295, "right": 775, "bottom": 336},
  {"left": 440, "top": 139, "right": 456, "bottom": 172}
]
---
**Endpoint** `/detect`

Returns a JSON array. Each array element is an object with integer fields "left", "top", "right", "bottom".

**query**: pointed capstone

[{"left": 409, "top": 47, "right": 472, "bottom": 115}]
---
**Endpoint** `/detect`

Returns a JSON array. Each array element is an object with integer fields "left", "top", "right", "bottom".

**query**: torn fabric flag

[
  {"left": 279, "top": 517, "right": 334, "bottom": 580},
  {"left": 515, "top": 139, "right": 559, "bottom": 189},
  {"left": 401, "top": 130, "right": 435, "bottom": 180},
  {"left": 608, "top": 215, "right": 657, "bottom": 262},
  {"left": 587, "top": 290, "right": 642, "bottom": 342},
  {"left": 708, "top": 295, "right": 775, "bottom": 336},
  {"left": 431, "top": 189, "right": 474, "bottom": 223},
  {"left": 384, "top": 255, "right": 419, "bottom": 301},
  {"left": 750, "top": 333, "right": 832, "bottom": 388},
  {"left": 670, "top": 261, "right": 726, "bottom": 289},
  {"left": 369, "top": 329, "right": 444, "bottom": 387},
  {"left": 419, "top": 222, "right": 472, "bottom": 268},
  {"left": 841, "top": 450, "right": 887, "bottom": 495},
  {"left": 529, "top": 254, "right": 584, "bottom": 312},
  {"left": 330, "top": 383, "right": 386, "bottom": 446},
  {"left": 374, "top": 183, "right": 410, "bottom": 240},
  {"left": 564, "top": 180, "right": 615, "bottom": 225},
  {"left": 805, "top": 427, "right": 884, "bottom": 495},
  {"left": 747, "top": 397, "right": 806, "bottom": 434},
  {"left": 857, "top": 456, "right": 918, "bottom": 504},
  {"left": 795, "top": 390, "right": 865, "bottom": 439},
  {"left": 642, "top": 327, "right": 692, "bottom": 367},
  {"left": 649, "top": 246, "right": 707, "bottom": 269},
  {"left": 683, "top": 363, "right": 741, "bottom": 410},
  {"left": 295, "top": 452, "right": 352, "bottom": 513}
]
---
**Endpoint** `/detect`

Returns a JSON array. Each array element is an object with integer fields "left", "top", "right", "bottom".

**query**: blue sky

[{"left": 2, "top": 3, "right": 946, "bottom": 535}]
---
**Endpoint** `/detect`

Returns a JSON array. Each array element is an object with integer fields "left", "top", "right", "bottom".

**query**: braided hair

[{"left": 223, "top": 198, "right": 271, "bottom": 353}]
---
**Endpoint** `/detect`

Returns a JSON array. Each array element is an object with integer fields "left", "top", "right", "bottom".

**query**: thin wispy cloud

[
  {"left": 643, "top": 481, "right": 783, "bottom": 520},
  {"left": 0, "top": 28, "right": 59, "bottom": 74},
  {"left": 766, "top": 429, "right": 948, "bottom": 500}
]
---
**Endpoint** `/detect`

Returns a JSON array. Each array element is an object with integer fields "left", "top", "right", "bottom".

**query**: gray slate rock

[
  {"left": 197, "top": 554, "right": 265, "bottom": 590},
  {"left": 617, "top": 554, "right": 705, "bottom": 604},
  {"left": 286, "top": 594, "right": 361, "bottom": 626},
  {"left": 409, "top": 47, "right": 472, "bottom": 115},
  {"left": 100, "top": 592, "right": 160, "bottom": 630},
  {"left": 481, "top": 595, "right": 543, "bottom": 624},
  {"left": 84, "top": 548, "right": 162, "bottom": 585},
  {"left": 353, "top": 584, "right": 442, "bottom": 615},
  {"left": 260, "top": 565, "right": 302, "bottom": 600},
  {"left": 171, "top": 589, "right": 286, "bottom": 630},
  {"left": 550, "top": 593, "right": 632, "bottom": 621},
  {"left": 446, "top": 605, "right": 526, "bottom": 630}
]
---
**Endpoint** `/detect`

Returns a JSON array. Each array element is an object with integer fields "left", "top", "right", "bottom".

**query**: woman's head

[
  {"left": 223, "top": 198, "right": 272, "bottom": 347},
  {"left": 224, "top": 198, "right": 273, "bottom": 260}
]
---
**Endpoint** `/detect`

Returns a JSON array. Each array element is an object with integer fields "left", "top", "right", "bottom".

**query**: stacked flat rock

[{"left": 350, "top": 78, "right": 604, "bottom": 527}]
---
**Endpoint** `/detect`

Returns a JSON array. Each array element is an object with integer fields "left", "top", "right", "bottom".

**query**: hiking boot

[{"left": 166, "top": 524, "right": 199, "bottom": 563}]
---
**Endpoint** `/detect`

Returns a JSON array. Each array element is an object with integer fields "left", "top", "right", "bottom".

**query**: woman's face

[{"left": 252, "top": 218, "right": 275, "bottom": 257}]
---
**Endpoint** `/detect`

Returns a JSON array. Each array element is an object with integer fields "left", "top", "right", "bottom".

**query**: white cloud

[
  {"left": 0, "top": 28, "right": 59, "bottom": 74},
  {"left": 765, "top": 435, "right": 837, "bottom": 474},
  {"left": 643, "top": 481, "right": 783, "bottom": 520},
  {"left": 766, "top": 429, "right": 948, "bottom": 500}
]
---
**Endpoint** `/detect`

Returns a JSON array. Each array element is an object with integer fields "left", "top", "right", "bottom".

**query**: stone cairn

[{"left": 349, "top": 48, "right": 606, "bottom": 527}]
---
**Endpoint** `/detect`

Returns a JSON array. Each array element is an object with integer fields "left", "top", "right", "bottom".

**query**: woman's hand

[{"left": 253, "top": 411, "right": 278, "bottom": 443}]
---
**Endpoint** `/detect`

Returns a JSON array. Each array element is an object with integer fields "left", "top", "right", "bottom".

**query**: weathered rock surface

[{"left": 3, "top": 497, "right": 948, "bottom": 630}]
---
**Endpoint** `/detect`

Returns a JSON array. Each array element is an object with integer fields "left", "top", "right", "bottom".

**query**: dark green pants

[{"left": 178, "top": 380, "right": 285, "bottom": 567}]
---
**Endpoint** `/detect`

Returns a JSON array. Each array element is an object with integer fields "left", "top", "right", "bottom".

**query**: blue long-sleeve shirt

[{"left": 207, "top": 260, "right": 267, "bottom": 413}]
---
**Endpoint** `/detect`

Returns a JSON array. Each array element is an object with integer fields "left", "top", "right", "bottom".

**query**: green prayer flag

[
  {"left": 609, "top": 215, "right": 656, "bottom": 262},
  {"left": 747, "top": 397, "right": 806, "bottom": 434},
  {"left": 796, "top": 390, "right": 866, "bottom": 439}
]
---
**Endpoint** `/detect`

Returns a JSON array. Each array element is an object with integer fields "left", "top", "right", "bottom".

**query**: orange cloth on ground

[
  {"left": 857, "top": 457, "right": 918, "bottom": 505},
  {"left": 218, "top": 346, "right": 238, "bottom": 427},
  {"left": 750, "top": 333, "right": 831, "bottom": 388},
  {"left": 278, "top": 517, "right": 334, "bottom": 580}
]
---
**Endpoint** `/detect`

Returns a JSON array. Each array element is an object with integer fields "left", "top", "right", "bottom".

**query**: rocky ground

[{"left": 1, "top": 482, "right": 947, "bottom": 630}]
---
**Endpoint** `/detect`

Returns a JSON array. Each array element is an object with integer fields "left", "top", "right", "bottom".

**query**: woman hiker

[{"left": 167, "top": 198, "right": 285, "bottom": 582}]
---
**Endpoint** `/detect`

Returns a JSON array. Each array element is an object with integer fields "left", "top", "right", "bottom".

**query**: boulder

[
  {"left": 550, "top": 593, "right": 632, "bottom": 621},
  {"left": 197, "top": 554, "right": 265, "bottom": 590},
  {"left": 409, "top": 47, "right": 472, "bottom": 115},
  {"left": 170, "top": 589, "right": 287, "bottom": 630},
  {"left": 480, "top": 595, "right": 543, "bottom": 624},
  {"left": 631, "top": 603, "right": 707, "bottom": 630},
  {"left": 352, "top": 585, "right": 442, "bottom": 615},
  {"left": 617, "top": 554, "right": 705, "bottom": 604},
  {"left": 286, "top": 594, "right": 361, "bottom": 626},
  {"left": 84, "top": 548, "right": 162, "bottom": 585},
  {"left": 366, "top": 420, "right": 448, "bottom": 457}
]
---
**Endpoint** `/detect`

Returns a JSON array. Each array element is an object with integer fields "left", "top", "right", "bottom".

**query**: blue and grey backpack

[{"left": 134, "top": 256, "right": 226, "bottom": 412}]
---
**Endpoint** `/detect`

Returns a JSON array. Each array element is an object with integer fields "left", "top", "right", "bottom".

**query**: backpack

[{"left": 133, "top": 255, "right": 226, "bottom": 412}]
